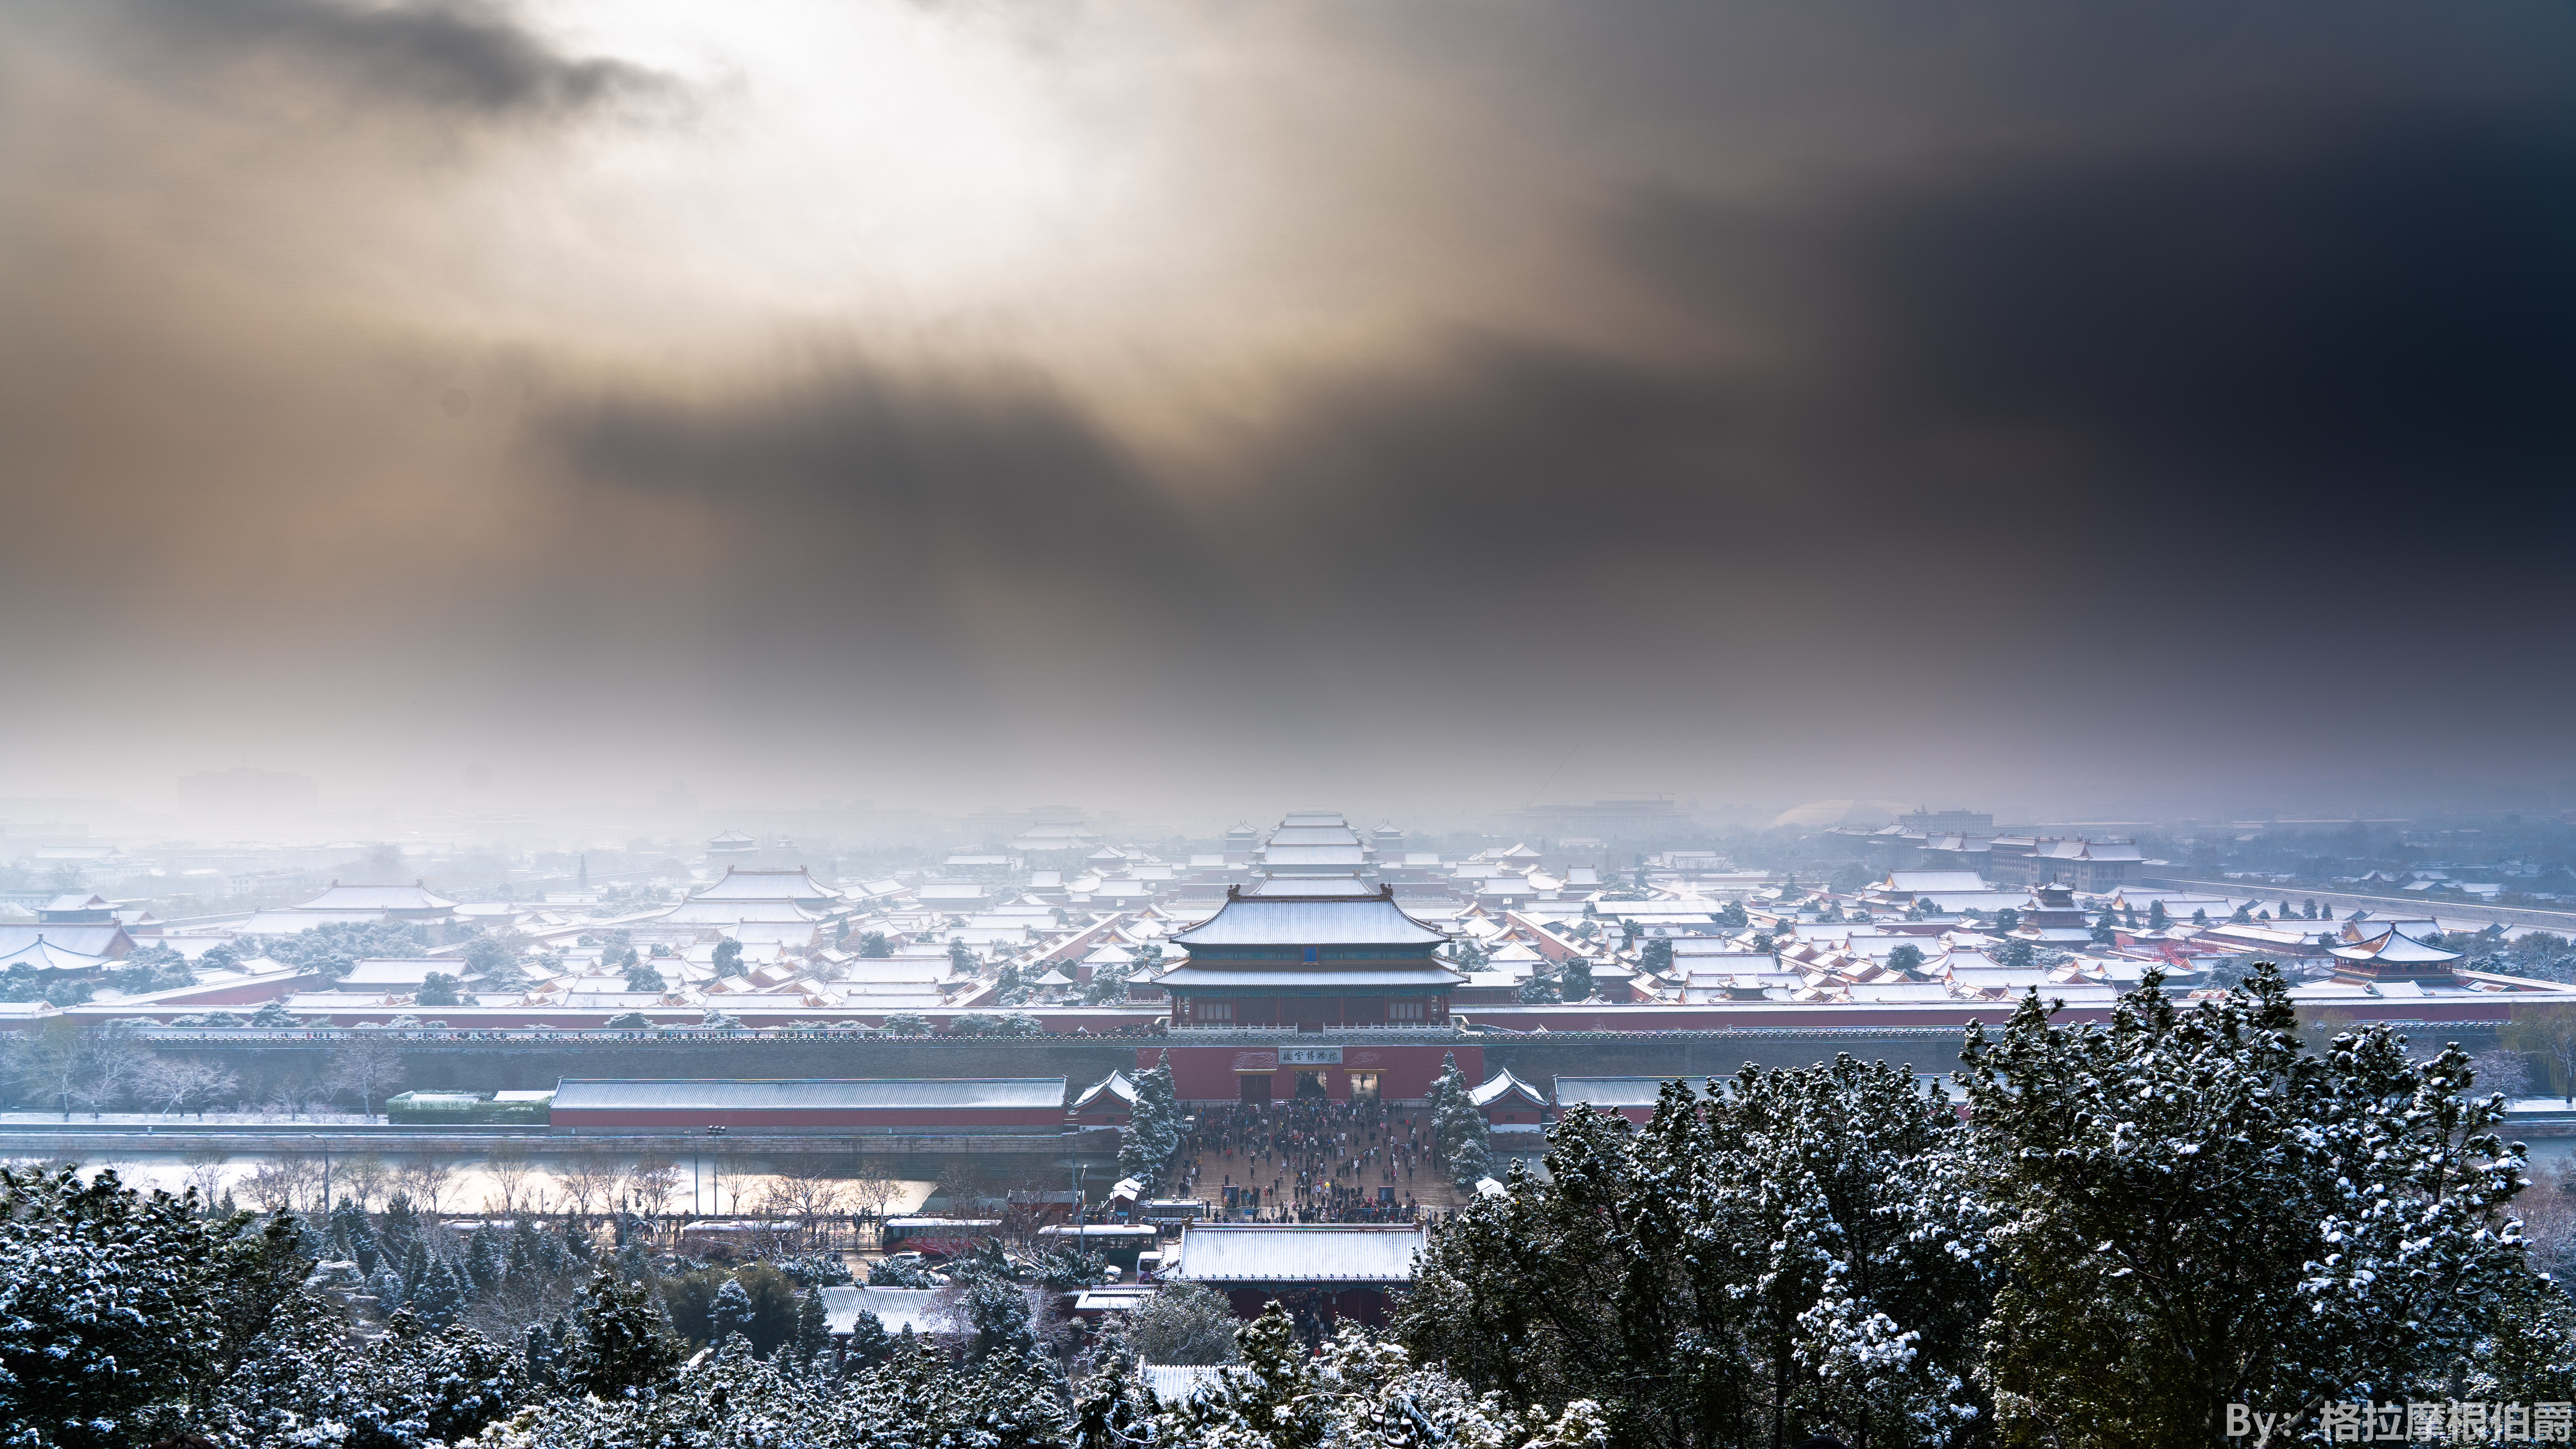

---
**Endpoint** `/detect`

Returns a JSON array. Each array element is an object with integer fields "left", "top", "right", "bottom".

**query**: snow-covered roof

[
  {"left": 1171, "top": 887, "right": 1449, "bottom": 948},
  {"left": 689, "top": 867, "right": 842, "bottom": 904},
  {"left": 1467, "top": 1067, "right": 1547, "bottom": 1109},
  {"left": 551, "top": 1078, "right": 1066, "bottom": 1111},
  {"left": 1163, "top": 1224, "right": 1425, "bottom": 1284},
  {"left": 1072, "top": 1070, "right": 1139, "bottom": 1109},
  {"left": 2330, "top": 928, "right": 2461, "bottom": 965},
  {"left": 1142, "top": 1365, "right": 1248, "bottom": 1403},
  {"left": 1152, "top": 966, "right": 1466, "bottom": 990},
  {"left": 820, "top": 1286, "right": 942, "bottom": 1338},
  {"left": 0, "top": 937, "right": 112, "bottom": 972},
  {"left": 1553, "top": 1075, "right": 1712, "bottom": 1110},
  {"left": 1881, "top": 872, "right": 1989, "bottom": 893},
  {"left": 337, "top": 959, "right": 454, "bottom": 986},
  {"left": 295, "top": 884, "right": 458, "bottom": 912}
]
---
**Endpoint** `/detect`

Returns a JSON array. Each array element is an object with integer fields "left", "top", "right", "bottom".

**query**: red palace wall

[{"left": 1142, "top": 1043, "right": 1482, "bottom": 1104}]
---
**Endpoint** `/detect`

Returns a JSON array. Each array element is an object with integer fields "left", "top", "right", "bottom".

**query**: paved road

[{"left": 2138, "top": 877, "right": 2576, "bottom": 933}]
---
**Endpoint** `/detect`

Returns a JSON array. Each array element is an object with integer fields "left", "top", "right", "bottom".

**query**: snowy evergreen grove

[
  {"left": 0, "top": 1157, "right": 1607, "bottom": 1449},
  {"left": 2, "top": 965, "right": 2570, "bottom": 1448},
  {"left": 1400, "top": 964, "right": 2576, "bottom": 1447}
]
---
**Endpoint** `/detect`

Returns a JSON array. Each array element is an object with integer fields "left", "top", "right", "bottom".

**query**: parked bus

[{"left": 880, "top": 1217, "right": 1002, "bottom": 1259}]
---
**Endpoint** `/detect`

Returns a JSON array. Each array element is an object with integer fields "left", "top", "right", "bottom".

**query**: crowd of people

[{"left": 1164, "top": 1092, "right": 1439, "bottom": 1222}]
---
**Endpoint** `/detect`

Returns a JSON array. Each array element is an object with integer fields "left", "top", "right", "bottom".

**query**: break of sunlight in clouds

[{"left": 2, "top": 0, "right": 2573, "bottom": 815}]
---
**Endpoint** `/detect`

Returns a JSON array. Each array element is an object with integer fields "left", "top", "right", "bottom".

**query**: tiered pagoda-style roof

[
  {"left": 2329, "top": 924, "right": 2462, "bottom": 984},
  {"left": 1154, "top": 879, "right": 1462, "bottom": 1027},
  {"left": 293, "top": 881, "right": 459, "bottom": 921},
  {"left": 687, "top": 866, "right": 843, "bottom": 910},
  {"left": 1259, "top": 811, "right": 1373, "bottom": 875}
]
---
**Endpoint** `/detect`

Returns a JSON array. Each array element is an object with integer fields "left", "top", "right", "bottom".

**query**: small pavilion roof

[{"left": 1468, "top": 1067, "right": 1548, "bottom": 1109}]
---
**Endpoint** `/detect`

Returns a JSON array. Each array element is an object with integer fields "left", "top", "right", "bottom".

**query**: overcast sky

[{"left": 3, "top": 0, "right": 2571, "bottom": 821}]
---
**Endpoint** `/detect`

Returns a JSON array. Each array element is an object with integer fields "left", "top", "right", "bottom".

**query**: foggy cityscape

[{"left": 3, "top": 2, "right": 2574, "bottom": 1446}]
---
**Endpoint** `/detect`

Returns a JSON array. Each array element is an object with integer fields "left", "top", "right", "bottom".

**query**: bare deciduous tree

[
  {"left": 328, "top": 1038, "right": 407, "bottom": 1120},
  {"left": 626, "top": 1152, "right": 681, "bottom": 1218},
  {"left": 846, "top": 1162, "right": 905, "bottom": 1235},
  {"left": 242, "top": 1153, "right": 324, "bottom": 1213},
  {"left": 763, "top": 1159, "right": 850, "bottom": 1247},
  {"left": 138, "top": 1057, "right": 240, "bottom": 1118},
  {"left": 263, "top": 1069, "right": 331, "bottom": 1120},
  {"left": 2472, "top": 1045, "right": 2533, "bottom": 1100},
  {"left": 393, "top": 1152, "right": 460, "bottom": 1216},
  {"left": 555, "top": 1143, "right": 621, "bottom": 1222},
  {"left": 7, "top": 1021, "right": 131, "bottom": 1119},
  {"left": 339, "top": 1151, "right": 390, "bottom": 1209},
  {"left": 483, "top": 1140, "right": 538, "bottom": 1216},
  {"left": 2502, "top": 1010, "right": 2576, "bottom": 1104},
  {"left": 182, "top": 1145, "right": 232, "bottom": 1205}
]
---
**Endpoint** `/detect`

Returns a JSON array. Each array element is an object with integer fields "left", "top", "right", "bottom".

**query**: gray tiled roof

[
  {"left": 1164, "top": 1224, "right": 1425, "bottom": 1283},
  {"left": 1171, "top": 893, "right": 1449, "bottom": 948},
  {"left": 551, "top": 1077, "right": 1068, "bottom": 1111},
  {"left": 296, "top": 884, "right": 459, "bottom": 911},
  {"left": 1151, "top": 965, "right": 1464, "bottom": 989},
  {"left": 821, "top": 1286, "right": 943, "bottom": 1337},
  {"left": 1553, "top": 1075, "right": 1714, "bottom": 1110},
  {"left": 690, "top": 867, "right": 842, "bottom": 902}
]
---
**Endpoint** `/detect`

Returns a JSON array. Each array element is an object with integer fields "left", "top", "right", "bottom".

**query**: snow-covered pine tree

[
  {"left": 0, "top": 1165, "right": 229, "bottom": 1447},
  {"left": 412, "top": 1249, "right": 468, "bottom": 1327},
  {"left": 961, "top": 1274, "right": 1037, "bottom": 1361},
  {"left": 1963, "top": 963, "right": 2543, "bottom": 1444},
  {"left": 370, "top": 1264, "right": 406, "bottom": 1314},
  {"left": 466, "top": 1221, "right": 507, "bottom": 1292},
  {"left": 1431, "top": 1054, "right": 1492, "bottom": 1189},
  {"left": 526, "top": 1320, "right": 556, "bottom": 1386},
  {"left": 507, "top": 1213, "right": 547, "bottom": 1279},
  {"left": 710, "top": 1275, "right": 758, "bottom": 1349},
  {"left": 792, "top": 1286, "right": 830, "bottom": 1369},
  {"left": 1118, "top": 1051, "right": 1182, "bottom": 1189},
  {"left": 1561, "top": 955, "right": 1595, "bottom": 1002},
  {"left": 564, "top": 1269, "right": 687, "bottom": 1399},
  {"left": 377, "top": 1191, "right": 423, "bottom": 1262},
  {"left": 841, "top": 1307, "right": 894, "bottom": 1370},
  {"left": 329, "top": 1195, "right": 377, "bottom": 1273}
]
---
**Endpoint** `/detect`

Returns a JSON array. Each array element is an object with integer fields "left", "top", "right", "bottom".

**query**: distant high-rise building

[
  {"left": 1898, "top": 808, "right": 1994, "bottom": 835},
  {"left": 1511, "top": 797, "right": 1688, "bottom": 839}
]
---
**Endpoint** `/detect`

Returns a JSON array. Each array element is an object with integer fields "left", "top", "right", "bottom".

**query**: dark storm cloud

[
  {"left": 544, "top": 360, "right": 1252, "bottom": 667},
  {"left": 547, "top": 99, "right": 2576, "bottom": 661},
  {"left": 100, "top": 0, "right": 676, "bottom": 118},
  {"left": 1252, "top": 104, "right": 2576, "bottom": 649},
  {"left": 1608, "top": 115, "right": 2576, "bottom": 537}
]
